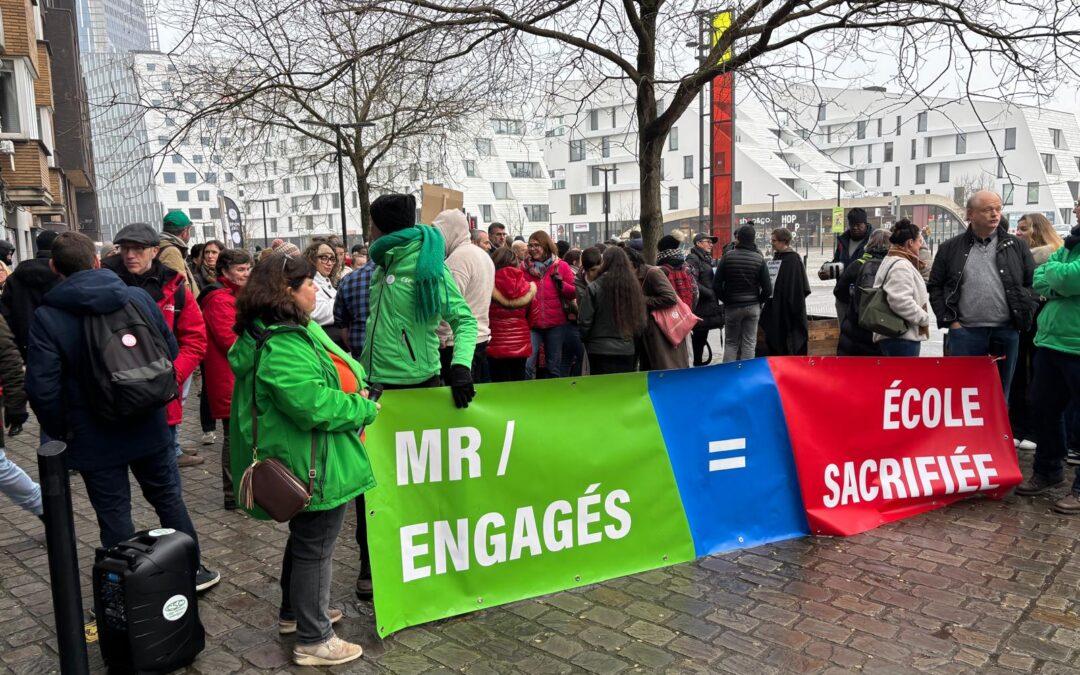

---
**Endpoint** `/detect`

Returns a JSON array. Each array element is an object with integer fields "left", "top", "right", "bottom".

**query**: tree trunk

[
  {"left": 636, "top": 82, "right": 663, "bottom": 264},
  {"left": 350, "top": 154, "right": 373, "bottom": 244}
]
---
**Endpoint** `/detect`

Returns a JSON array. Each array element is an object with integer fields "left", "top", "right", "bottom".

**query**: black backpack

[{"left": 81, "top": 300, "right": 178, "bottom": 421}]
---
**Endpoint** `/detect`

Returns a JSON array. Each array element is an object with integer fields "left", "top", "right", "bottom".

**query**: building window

[
  {"left": 668, "top": 127, "right": 679, "bottom": 151},
  {"left": 825, "top": 126, "right": 832, "bottom": 144},
  {"left": 955, "top": 133, "right": 967, "bottom": 155},
  {"left": 184, "top": 172, "right": 196, "bottom": 184},
  {"left": 997, "top": 158, "right": 1006, "bottom": 178},
  {"left": 209, "top": 208, "right": 220, "bottom": 219},
  {"left": 282, "top": 178, "right": 290, "bottom": 193},
  {"left": 1004, "top": 127, "right": 1016, "bottom": 150},
  {"left": 1042, "top": 153, "right": 1057, "bottom": 174},
  {"left": 177, "top": 190, "right": 190, "bottom": 202},
  {"left": 570, "top": 193, "right": 587, "bottom": 215},
  {"left": 1027, "top": 181, "right": 1039, "bottom": 204},
  {"left": 205, "top": 172, "right": 217, "bottom": 183},
  {"left": 910, "top": 138, "right": 916, "bottom": 160},
  {"left": 939, "top": 162, "right": 950, "bottom": 183},
  {"left": 817, "top": 103, "right": 826, "bottom": 121},
  {"left": 481, "top": 204, "right": 493, "bottom": 221},
  {"left": 172, "top": 154, "right": 183, "bottom": 164},
  {"left": 475, "top": 138, "right": 493, "bottom": 156},
  {"left": 875, "top": 168, "right": 882, "bottom": 186},
  {"left": 463, "top": 160, "right": 476, "bottom": 177},
  {"left": 855, "top": 169, "right": 865, "bottom": 185},
  {"left": 848, "top": 146, "right": 854, "bottom": 165},
  {"left": 915, "top": 164, "right": 926, "bottom": 184},
  {"left": 312, "top": 194, "right": 321, "bottom": 210},
  {"left": 884, "top": 142, "right": 893, "bottom": 162},
  {"left": 163, "top": 172, "right": 176, "bottom": 184},
  {"left": 894, "top": 165, "right": 900, "bottom": 186},
  {"left": 856, "top": 120, "right": 867, "bottom": 140},
  {"left": 507, "top": 161, "right": 542, "bottom": 179},
  {"left": 668, "top": 186, "right": 679, "bottom": 210},
  {"left": 189, "top": 208, "right": 203, "bottom": 219},
  {"left": 569, "top": 139, "right": 585, "bottom": 162},
  {"left": 523, "top": 204, "right": 549, "bottom": 222},
  {"left": 269, "top": 218, "right": 278, "bottom": 233},
  {"left": 1050, "top": 128, "right": 1064, "bottom": 149},
  {"left": 924, "top": 137, "right": 933, "bottom": 158},
  {"left": 589, "top": 109, "right": 599, "bottom": 131},
  {"left": 146, "top": 63, "right": 157, "bottom": 72},
  {"left": 866, "top": 145, "right": 873, "bottom": 163},
  {"left": 683, "top": 155, "right": 694, "bottom": 179},
  {"left": 895, "top": 115, "right": 902, "bottom": 135},
  {"left": 601, "top": 136, "right": 610, "bottom": 158},
  {"left": 491, "top": 119, "right": 524, "bottom": 135},
  {"left": 734, "top": 181, "right": 742, "bottom": 206},
  {"left": 197, "top": 190, "right": 210, "bottom": 201},
  {"left": 917, "top": 111, "right": 928, "bottom": 132},
  {"left": 491, "top": 182, "right": 510, "bottom": 199}
]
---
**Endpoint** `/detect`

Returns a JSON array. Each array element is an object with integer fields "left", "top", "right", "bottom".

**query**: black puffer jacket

[
  {"left": 830, "top": 230, "right": 871, "bottom": 295},
  {"left": 837, "top": 252, "right": 885, "bottom": 356},
  {"left": 686, "top": 246, "right": 722, "bottom": 322},
  {"left": 0, "top": 251, "right": 60, "bottom": 357},
  {"left": 927, "top": 223, "right": 1037, "bottom": 330},
  {"left": 713, "top": 244, "right": 772, "bottom": 307}
]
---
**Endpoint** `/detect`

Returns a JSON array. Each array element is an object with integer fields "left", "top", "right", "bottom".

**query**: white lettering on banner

[
  {"left": 882, "top": 381, "right": 984, "bottom": 431},
  {"left": 822, "top": 446, "right": 999, "bottom": 508},
  {"left": 395, "top": 422, "right": 517, "bottom": 486},
  {"left": 398, "top": 486, "right": 632, "bottom": 582}
]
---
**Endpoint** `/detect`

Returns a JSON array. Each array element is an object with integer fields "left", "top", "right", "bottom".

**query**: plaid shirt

[{"left": 333, "top": 260, "right": 375, "bottom": 360}]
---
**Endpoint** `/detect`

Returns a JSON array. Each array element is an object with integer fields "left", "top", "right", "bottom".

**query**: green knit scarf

[{"left": 369, "top": 225, "right": 447, "bottom": 323}]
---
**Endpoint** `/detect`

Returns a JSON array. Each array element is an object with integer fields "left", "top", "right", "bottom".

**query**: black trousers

[
  {"left": 691, "top": 326, "right": 713, "bottom": 366},
  {"left": 355, "top": 375, "right": 441, "bottom": 580},
  {"left": 198, "top": 365, "right": 215, "bottom": 433},
  {"left": 588, "top": 352, "right": 636, "bottom": 375},
  {"left": 489, "top": 357, "right": 527, "bottom": 382},
  {"left": 439, "top": 342, "right": 490, "bottom": 384}
]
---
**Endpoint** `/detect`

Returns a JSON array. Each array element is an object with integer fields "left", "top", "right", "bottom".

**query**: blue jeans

[
  {"left": 526, "top": 325, "right": 570, "bottom": 378},
  {"left": 947, "top": 326, "right": 1020, "bottom": 400},
  {"left": 1032, "top": 348, "right": 1080, "bottom": 492},
  {"left": 79, "top": 449, "right": 200, "bottom": 556},
  {"left": 879, "top": 338, "right": 921, "bottom": 357},
  {"left": 0, "top": 447, "right": 41, "bottom": 515}
]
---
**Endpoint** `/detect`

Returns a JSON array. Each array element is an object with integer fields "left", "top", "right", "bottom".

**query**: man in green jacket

[
  {"left": 1015, "top": 224, "right": 1080, "bottom": 513},
  {"left": 355, "top": 192, "right": 478, "bottom": 599}
]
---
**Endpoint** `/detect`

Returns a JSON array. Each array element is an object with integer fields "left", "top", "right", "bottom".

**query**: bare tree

[
  {"left": 159, "top": 0, "right": 518, "bottom": 242},
  {"left": 341, "top": 0, "right": 1080, "bottom": 260}
]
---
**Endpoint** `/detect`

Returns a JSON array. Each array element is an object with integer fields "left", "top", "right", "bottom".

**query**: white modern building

[
  {"left": 794, "top": 86, "right": 1080, "bottom": 233},
  {"left": 543, "top": 82, "right": 867, "bottom": 245}
]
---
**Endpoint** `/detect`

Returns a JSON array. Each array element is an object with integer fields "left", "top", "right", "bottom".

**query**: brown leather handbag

[{"left": 237, "top": 333, "right": 318, "bottom": 522}]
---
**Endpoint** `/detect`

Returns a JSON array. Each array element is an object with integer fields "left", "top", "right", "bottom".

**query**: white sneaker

[
  {"left": 200, "top": 432, "right": 216, "bottom": 446},
  {"left": 1018, "top": 439, "right": 1037, "bottom": 451},
  {"left": 1014, "top": 438, "right": 1022, "bottom": 449},
  {"left": 292, "top": 635, "right": 362, "bottom": 666}
]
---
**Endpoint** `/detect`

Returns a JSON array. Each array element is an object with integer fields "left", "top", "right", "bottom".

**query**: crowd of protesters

[{"left": 0, "top": 186, "right": 1074, "bottom": 666}]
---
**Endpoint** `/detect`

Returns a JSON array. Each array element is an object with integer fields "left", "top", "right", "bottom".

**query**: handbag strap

[{"left": 250, "top": 327, "right": 320, "bottom": 494}]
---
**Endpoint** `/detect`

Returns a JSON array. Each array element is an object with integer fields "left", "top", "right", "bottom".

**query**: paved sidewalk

[{"left": 1, "top": 401, "right": 1078, "bottom": 673}]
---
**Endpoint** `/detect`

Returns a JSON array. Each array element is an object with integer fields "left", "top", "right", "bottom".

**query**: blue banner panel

[{"left": 648, "top": 360, "right": 810, "bottom": 556}]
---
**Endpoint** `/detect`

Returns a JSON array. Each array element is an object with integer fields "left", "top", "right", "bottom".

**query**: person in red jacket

[
  {"left": 105, "top": 223, "right": 209, "bottom": 469},
  {"left": 488, "top": 247, "right": 536, "bottom": 382},
  {"left": 197, "top": 249, "right": 251, "bottom": 509},
  {"left": 522, "top": 230, "right": 576, "bottom": 378}
]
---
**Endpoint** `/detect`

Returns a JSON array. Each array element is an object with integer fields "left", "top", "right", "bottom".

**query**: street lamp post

[
  {"left": 302, "top": 120, "right": 375, "bottom": 247},
  {"left": 250, "top": 197, "right": 276, "bottom": 248},
  {"left": 597, "top": 166, "right": 616, "bottom": 242}
]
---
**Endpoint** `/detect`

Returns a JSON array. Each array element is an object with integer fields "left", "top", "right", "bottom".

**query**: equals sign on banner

[{"left": 708, "top": 438, "right": 747, "bottom": 472}]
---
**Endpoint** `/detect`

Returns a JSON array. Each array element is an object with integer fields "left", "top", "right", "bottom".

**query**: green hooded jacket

[
  {"left": 229, "top": 320, "right": 379, "bottom": 519},
  {"left": 361, "top": 236, "right": 478, "bottom": 385},
  {"left": 1034, "top": 243, "right": 1080, "bottom": 356}
]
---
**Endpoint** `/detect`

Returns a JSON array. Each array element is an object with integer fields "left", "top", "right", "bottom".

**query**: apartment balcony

[
  {"left": 34, "top": 41, "right": 52, "bottom": 107},
  {"left": 0, "top": 140, "right": 55, "bottom": 206}
]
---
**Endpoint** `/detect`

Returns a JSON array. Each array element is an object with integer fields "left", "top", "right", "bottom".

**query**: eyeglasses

[
  {"left": 527, "top": 242, "right": 542, "bottom": 249},
  {"left": 316, "top": 254, "right": 336, "bottom": 263}
]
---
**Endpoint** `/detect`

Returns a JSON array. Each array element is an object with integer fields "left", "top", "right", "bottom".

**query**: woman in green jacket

[{"left": 229, "top": 252, "right": 378, "bottom": 667}]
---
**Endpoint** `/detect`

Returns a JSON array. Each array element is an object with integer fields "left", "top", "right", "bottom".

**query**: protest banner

[
  {"left": 363, "top": 357, "right": 1019, "bottom": 636},
  {"left": 419, "top": 184, "right": 464, "bottom": 224}
]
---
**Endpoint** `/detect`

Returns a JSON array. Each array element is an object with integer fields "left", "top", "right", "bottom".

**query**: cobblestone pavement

[{"left": 2, "top": 394, "right": 1079, "bottom": 674}]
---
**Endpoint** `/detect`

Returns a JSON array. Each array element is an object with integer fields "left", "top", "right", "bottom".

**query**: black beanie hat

[
  {"left": 37, "top": 230, "right": 59, "bottom": 251},
  {"left": 371, "top": 194, "right": 416, "bottom": 234},
  {"left": 736, "top": 224, "right": 756, "bottom": 245},
  {"left": 658, "top": 234, "right": 680, "bottom": 251}
]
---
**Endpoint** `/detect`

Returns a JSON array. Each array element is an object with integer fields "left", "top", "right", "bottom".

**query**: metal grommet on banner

[
  {"left": 738, "top": 536, "right": 744, "bottom": 543},
  {"left": 477, "top": 597, "right": 483, "bottom": 604},
  {"left": 574, "top": 575, "right": 581, "bottom": 582},
  {"left": 369, "top": 510, "right": 375, "bottom": 516},
  {"left": 662, "top": 555, "right": 668, "bottom": 561}
]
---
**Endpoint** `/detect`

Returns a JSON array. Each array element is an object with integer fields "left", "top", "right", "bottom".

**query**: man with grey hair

[
  {"left": 928, "top": 190, "right": 1037, "bottom": 399},
  {"left": 471, "top": 228, "right": 491, "bottom": 252}
]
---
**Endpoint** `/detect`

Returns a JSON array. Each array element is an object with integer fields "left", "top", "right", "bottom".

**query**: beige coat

[
  {"left": 873, "top": 255, "right": 930, "bottom": 343},
  {"left": 157, "top": 231, "right": 198, "bottom": 290},
  {"left": 434, "top": 210, "right": 495, "bottom": 346}
]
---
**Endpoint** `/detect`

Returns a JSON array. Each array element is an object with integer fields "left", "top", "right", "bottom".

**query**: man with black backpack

[
  {"left": 26, "top": 232, "right": 220, "bottom": 591},
  {"left": 103, "top": 224, "right": 208, "bottom": 469}
]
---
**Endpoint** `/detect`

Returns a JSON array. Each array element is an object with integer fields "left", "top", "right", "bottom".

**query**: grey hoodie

[{"left": 434, "top": 209, "right": 495, "bottom": 345}]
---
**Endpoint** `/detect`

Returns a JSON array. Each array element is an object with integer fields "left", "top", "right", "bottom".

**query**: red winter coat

[
  {"left": 488, "top": 267, "right": 536, "bottom": 359},
  {"left": 522, "top": 259, "right": 576, "bottom": 329},
  {"left": 198, "top": 279, "right": 241, "bottom": 420},
  {"left": 157, "top": 274, "right": 207, "bottom": 426}
]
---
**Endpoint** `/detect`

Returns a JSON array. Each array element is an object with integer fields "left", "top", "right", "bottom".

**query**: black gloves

[
  {"left": 447, "top": 365, "right": 475, "bottom": 409},
  {"left": 5, "top": 409, "right": 28, "bottom": 436}
]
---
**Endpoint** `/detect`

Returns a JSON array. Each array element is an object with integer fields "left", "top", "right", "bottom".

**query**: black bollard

[{"left": 38, "top": 440, "right": 89, "bottom": 675}]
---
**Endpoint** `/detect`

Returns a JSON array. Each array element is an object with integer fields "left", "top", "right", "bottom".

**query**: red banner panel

[
  {"left": 768, "top": 357, "right": 1022, "bottom": 536},
  {"left": 710, "top": 71, "right": 734, "bottom": 253}
]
